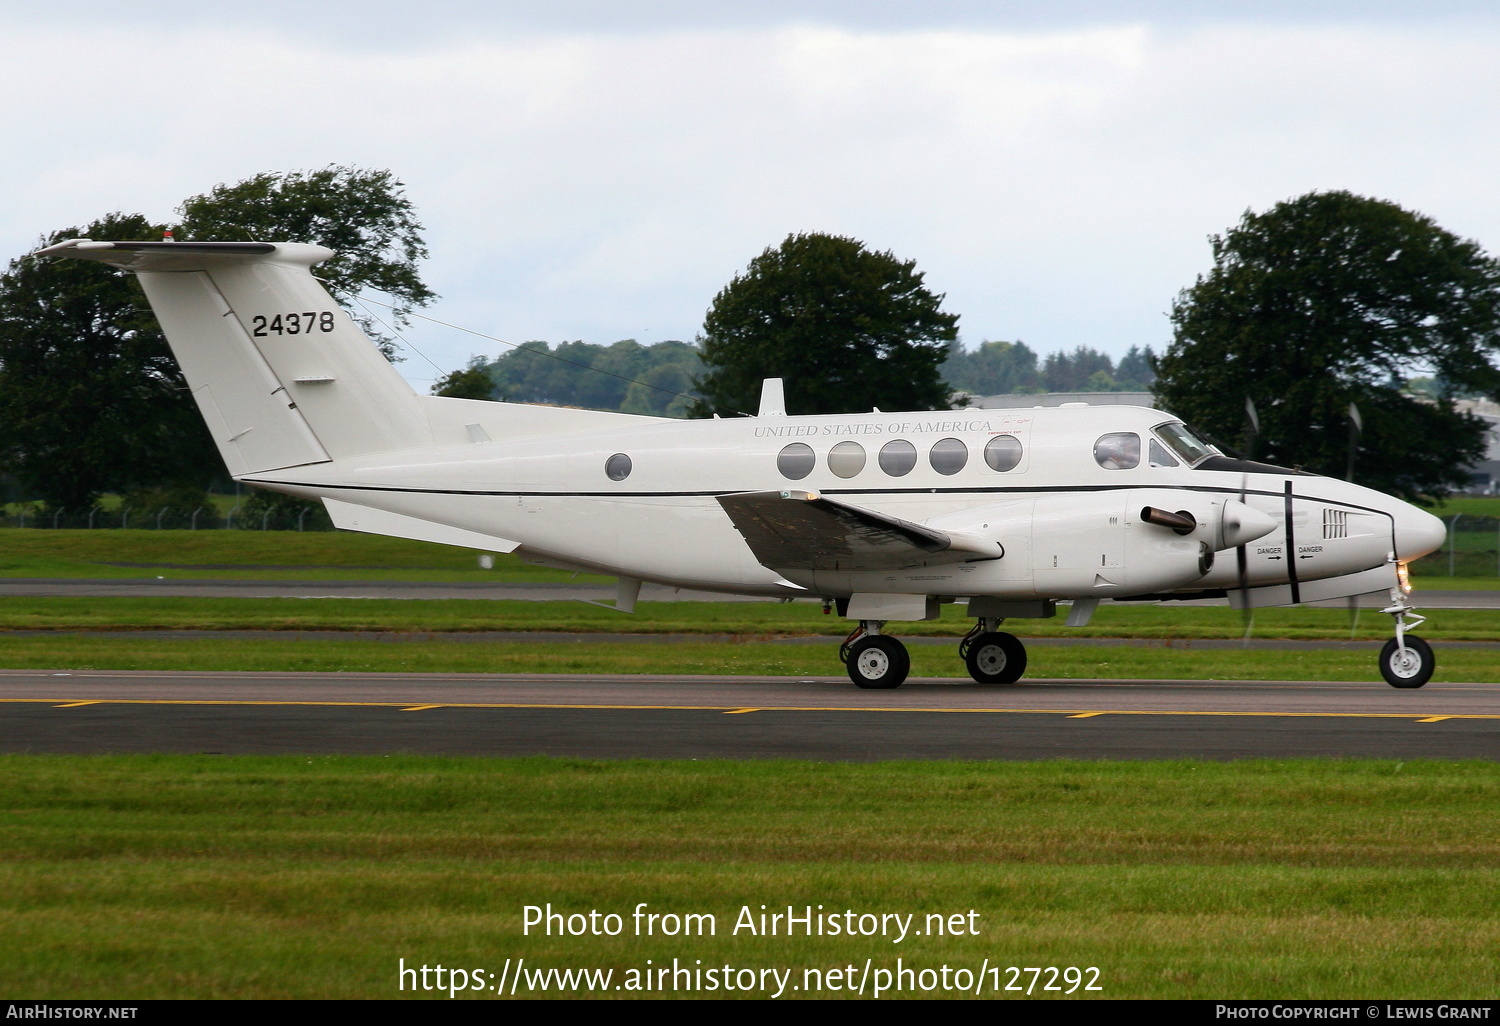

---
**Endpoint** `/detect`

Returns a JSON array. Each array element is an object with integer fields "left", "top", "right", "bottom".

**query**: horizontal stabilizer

[
  {"left": 324, "top": 498, "right": 519, "bottom": 553},
  {"left": 716, "top": 490, "right": 1002, "bottom": 572},
  {"left": 38, "top": 237, "right": 433, "bottom": 467}
]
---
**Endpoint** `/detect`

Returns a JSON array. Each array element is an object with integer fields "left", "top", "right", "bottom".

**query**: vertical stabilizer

[{"left": 34, "top": 240, "right": 433, "bottom": 475}]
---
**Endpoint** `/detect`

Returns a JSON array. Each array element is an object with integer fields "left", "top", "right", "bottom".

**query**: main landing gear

[
  {"left": 959, "top": 619, "right": 1027, "bottom": 684},
  {"left": 839, "top": 617, "right": 1030, "bottom": 689},
  {"left": 1380, "top": 596, "right": 1434, "bottom": 689}
]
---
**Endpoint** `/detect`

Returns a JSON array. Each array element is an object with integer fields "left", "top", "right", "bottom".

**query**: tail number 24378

[{"left": 251, "top": 311, "right": 336, "bottom": 336}]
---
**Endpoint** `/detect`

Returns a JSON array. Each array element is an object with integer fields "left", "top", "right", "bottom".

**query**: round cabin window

[
  {"left": 928, "top": 437, "right": 968, "bottom": 476},
  {"left": 605, "top": 453, "right": 633, "bottom": 481},
  {"left": 878, "top": 439, "right": 918, "bottom": 477},
  {"left": 984, "top": 434, "right": 1023, "bottom": 472},
  {"left": 777, "top": 442, "right": 816, "bottom": 480},
  {"left": 827, "top": 441, "right": 866, "bottom": 479}
]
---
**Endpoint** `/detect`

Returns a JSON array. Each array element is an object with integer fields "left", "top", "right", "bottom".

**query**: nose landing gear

[{"left": 1380, "top": 597, "right": 1434, "bottom": 688}]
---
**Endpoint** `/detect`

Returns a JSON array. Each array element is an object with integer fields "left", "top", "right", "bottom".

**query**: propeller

[
  {"left": 1237, "top": 397, "right": 1260, "bottom": 645},
  {"left": 1346, "top": 402, "right": 1363, "bottom": 638}
]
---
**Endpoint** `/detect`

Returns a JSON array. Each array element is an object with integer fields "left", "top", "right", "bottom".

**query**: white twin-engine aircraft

[{"left": 40, "top": 239, "right": 1450, "bottom": 689}]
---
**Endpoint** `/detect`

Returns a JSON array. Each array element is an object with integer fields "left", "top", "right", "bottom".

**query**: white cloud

[{"left": 1, "top": 16, "right": 1498, "bottom": 388}]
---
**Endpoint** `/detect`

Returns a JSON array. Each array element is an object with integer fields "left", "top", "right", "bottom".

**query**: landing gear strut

[
  {"left": 841, "top": 621, "right": 910, "bottom": 689},
  {"left": 959, "top": 618, "right": 1028, "bottom": 684},
  {"left": 1380, "top": 594, "right": 1434, "bottom": 689}
]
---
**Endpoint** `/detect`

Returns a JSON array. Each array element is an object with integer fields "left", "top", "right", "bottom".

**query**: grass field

[
  {"left": 4, "top": 535, "right": 1496, "bottom": 1001},
  {"left": 0, "top": 529, "right": 607, "bottom": 583},
  {"left": 2, "top": 631, "right": 1498, "bottom": 681},
  {"left": 1, "top": 755, "right": 1495, "bottom": 999},
  {"left": 2, "top": 594, "right": 1496, "bottom": 640},
  {"left": 4, "top": 527, "right": 1500, "bottom": 586}
]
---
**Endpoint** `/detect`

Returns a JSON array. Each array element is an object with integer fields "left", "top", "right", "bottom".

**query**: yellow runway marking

[
  {"left": 401, "top": 705, "right": 441, "bottom": 712},
  {"left": 1068, "top": 712, "right": 1105, "bottom": 718},
  {"left": 723, "top": 708, "right": 759, "bottom": 715},
  {"left": 3, "top": 698, "right": 1497, "bottom": 721},
  {"left": 53, "top": 701, "right": 99, "bottom": 708}
]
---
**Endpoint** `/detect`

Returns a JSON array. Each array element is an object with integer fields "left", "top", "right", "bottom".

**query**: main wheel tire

[
  {"left": 846, "top": 635, "right": 910, "bottom": 689},
  {"left": 964, "top": 631, "right": 1027, "bottom": 684},
  {"left": 1380, "top": 636, "right": 1434, "bottom": 689}
]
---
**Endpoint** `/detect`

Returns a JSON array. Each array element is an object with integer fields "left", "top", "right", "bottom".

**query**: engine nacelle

[{"left": 928, "top": 489, "right": 1275, "bottom": 599}]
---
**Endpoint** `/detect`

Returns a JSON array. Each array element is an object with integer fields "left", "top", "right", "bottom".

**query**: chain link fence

[
  {"left": 5, "top": 506, "right": 1499, "bottom": 575},
  {"left": 1410, "top": 514, "right": 1500, "bottom": 577},
  {"left": 1, "top": 505, "right": 334, "bottom": 531}
]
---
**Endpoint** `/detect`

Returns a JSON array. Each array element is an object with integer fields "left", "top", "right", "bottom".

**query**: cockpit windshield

[{"left": 1154, "top": 422, "right": 1219, "bottom": 467}]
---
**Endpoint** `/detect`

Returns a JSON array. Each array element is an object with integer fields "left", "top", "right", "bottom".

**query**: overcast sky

[{"left": 3, "top": 1, "right": 1498, "bottom": 390}]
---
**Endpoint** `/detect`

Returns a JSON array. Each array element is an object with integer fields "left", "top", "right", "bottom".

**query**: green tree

[
  {"left": 481, "top": 338, "right": 700, "bottom": 415},
  {"left": 942, "top": 339, "right": 1043, "bottom": 396},
  {"left": 431, "top": 356, "right": 499, "bottom": 400},
  {"left": 1041, "top": 346, "right": 1116, "bottom": 392},
  {"left": 1154, "top": 191, "right": 1500, "bottom": 501},
  {"left": 0, "top": 213, "right": 220, "bottom": 510},
  {"left": 178, "top": 165, "right": 434, "bottom": 357},
  {"left": 1114, "top": 345, "right": 1156, "bottom": 391},
  {"left": 0, "top": 167, "right": 437, "bottom": 510},
  {"left": 693, "top": 233, "right": 959, "bottom": 416}
]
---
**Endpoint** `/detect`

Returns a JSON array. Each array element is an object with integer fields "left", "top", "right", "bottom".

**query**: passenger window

[
  {"left": 777, "top": 442, "right": 815, "bottom": 480},
  {"left": 1094, "top": 432, "right": 1140, "bottom": 470},
  {"left": 827, "top": 441, "right": 866, "bottom": 479},
  {"left": 878, "top": 439, "right": 917, "bottom": 476},
  {"left": 929, "top": 437, "right": 967, "bottom": 476},
  {"left": 983, "top": 434, "right": 1023, "bottom": 472},
  {"left": 605, "top": 453, "right": 632, "bottom": 481},
  {"left": 1148, "top": 438, "right": 1180, "bottom": 468}
]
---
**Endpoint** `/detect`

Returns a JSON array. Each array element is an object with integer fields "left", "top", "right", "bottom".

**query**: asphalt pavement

[{"left": 4, "top": 669, "right": 1496, "bottom": 760}]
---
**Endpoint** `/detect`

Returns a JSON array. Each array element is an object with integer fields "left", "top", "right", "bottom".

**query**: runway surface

[
  {"left": 4, "top": 669, "right": 1496, "bottom": 760},
  {"left": 2, "top": 577, "right": 1498, "bottom": 607}
]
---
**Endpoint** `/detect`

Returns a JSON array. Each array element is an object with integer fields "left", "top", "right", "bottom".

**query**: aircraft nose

[{"left": 1393, "top": 504, "right": 1448, "bottom": 562}]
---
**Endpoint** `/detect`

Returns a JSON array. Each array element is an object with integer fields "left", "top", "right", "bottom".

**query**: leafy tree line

[
  {"left": 0, "top": 166, "right": 433, "bottom": 513},
  {"left": 436, "top": 339, "right": 702, "bottom": 418},
  {"left": 1155, "top": 190, "right": 1500, "bottom": 502},
  {"left": 6, "top": 176, "right": 1498, "bottom": 519},
  {"left": 440, "top": 335, "right": 1158, "bottom": 417},
  {"left": 940, "top": 340, "right": 1155, "bottom": 397}
]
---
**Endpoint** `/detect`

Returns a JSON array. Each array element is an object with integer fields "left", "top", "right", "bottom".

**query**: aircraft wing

[{"left": 716, "top": 490, "right": 1003, "bottom": 572}]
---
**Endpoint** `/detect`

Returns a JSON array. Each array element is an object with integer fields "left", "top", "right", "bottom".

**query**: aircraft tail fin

[{"left": 34, "top": 239, "right": 431, "bottom": 476}]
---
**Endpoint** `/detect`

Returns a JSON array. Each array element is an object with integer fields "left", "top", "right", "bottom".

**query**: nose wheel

[
  {"left": 1380, "top": 635, "right": 1434, "bottom": 688},
  {"left": 1380, "top": 597, "right": 1434, "bottom": 689}
]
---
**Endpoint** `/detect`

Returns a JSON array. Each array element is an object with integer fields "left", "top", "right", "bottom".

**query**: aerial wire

[{"left": 326, "top": 283, "right": 709, "bottom": 409}]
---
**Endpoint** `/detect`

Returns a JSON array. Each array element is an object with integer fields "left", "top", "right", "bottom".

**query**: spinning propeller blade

[
  {"left": 1346, "top": 402, "right": 1363, "bottom": 637},
  {"left": 1237, "top": 398, "right": 1260, "bottom": 644}
]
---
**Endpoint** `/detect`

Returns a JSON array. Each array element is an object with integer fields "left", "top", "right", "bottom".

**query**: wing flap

[{"left": 716, "top": 490, "right": 1002, "bottom": 572}]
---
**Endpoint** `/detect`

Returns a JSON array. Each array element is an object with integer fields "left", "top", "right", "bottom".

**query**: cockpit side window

[
  {"left": 1148, "top": 438, "right": 1179, "bottom": 468},
  {"left": 1093, "top": 432, "right": 1140, "bottom": 470},
  {"left": 1155, "top": 422, "right": 1218, "bottom": 467}
]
